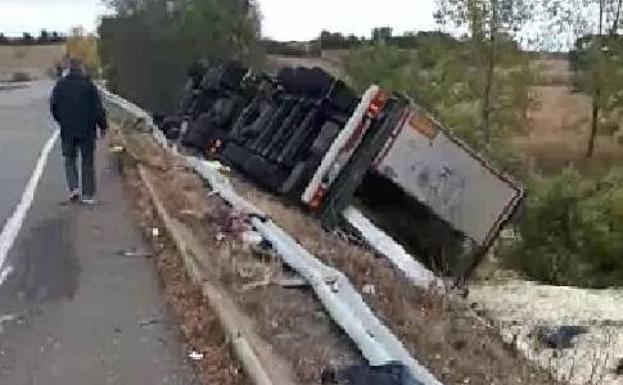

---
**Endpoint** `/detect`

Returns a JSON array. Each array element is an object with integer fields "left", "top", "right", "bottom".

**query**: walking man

[{"left": 50, "top": 58, "right": 108, "bottom": 204}]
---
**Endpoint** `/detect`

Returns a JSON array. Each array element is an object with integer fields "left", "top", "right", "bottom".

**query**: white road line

[{"left": 0, "top": 129, "right": 60, "bottom": 285}]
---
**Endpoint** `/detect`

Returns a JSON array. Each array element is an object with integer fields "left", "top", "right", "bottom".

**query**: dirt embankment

[
  {"left": 114, "top": 125, "right": 362, "bottom": 385},
  {"left": 113, "top": 120, "right": 560, "bottom": 385},
  {"left": 115, "top": 133, "right": 247, "bottom": 385},
  {"left": 0, "top": 44, "right": 64, "bottom": 81}
]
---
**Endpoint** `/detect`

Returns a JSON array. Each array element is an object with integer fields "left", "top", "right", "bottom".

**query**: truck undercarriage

[{"left": 154, "top": 61, "right": 524, "bottom": 281}]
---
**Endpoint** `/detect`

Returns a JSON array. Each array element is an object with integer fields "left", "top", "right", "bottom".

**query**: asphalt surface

[{"left": 0, "top": 82, "right": 199, "bottom": 384}]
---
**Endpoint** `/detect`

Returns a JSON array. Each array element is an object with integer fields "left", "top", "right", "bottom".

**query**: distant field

[
  {"left": 0, "top": 44, "right": 65, "bottom": 81},
  {"left": 269, "top": 52, "right": 623, "bottom": 170},
  {"left": 518, "top": 58, "right": 623, "bottom": 173}
]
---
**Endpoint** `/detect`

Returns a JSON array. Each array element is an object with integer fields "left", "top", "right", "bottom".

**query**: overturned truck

[{"left": 156, "top": 62, "right": 524, "bottom": 280}]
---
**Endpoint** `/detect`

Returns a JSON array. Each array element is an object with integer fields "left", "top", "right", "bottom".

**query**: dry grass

[
  {"left": 518, "top": 58, "right": 623, "bottom": 168},
  {"left": 516, "top": 84, "right": 623, "bottom": 174},
  {"left": 119, "top": 152, "right": 246, "bottom": 385},
  {"left": 533, "top": 59, "right": 573, "bottom": 86},
  {"left": 151, "top": 170, "right": 362, "bottom": 384},
  {"left": 116, "top": 128, "right": 362, "bottom": 384},
  {"left": 517, "top": 83, "right": 622, "bottom": 160},
  {"left": 0, "top": 44, "right": 64, "bottom": 81},
  {"left": 228, "top": 175, "right": 561, "bottom": 385},
  {"left": 527, "top": 85, "right": 592, "bottom": 136},
  {"left": 114, "top": 124, "right": 560, "bottom": 385}
]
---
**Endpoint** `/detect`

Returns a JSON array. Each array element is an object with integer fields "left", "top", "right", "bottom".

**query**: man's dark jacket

[{"left": 51, "top": 70, "right": 108, "bottom": 140}]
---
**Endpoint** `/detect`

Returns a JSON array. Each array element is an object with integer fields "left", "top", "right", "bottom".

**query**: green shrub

[
  {"left": 578, "top": 172, "right": 623, "bottom": 281},
  {"left": 98, "top": 0, "right": 262, "bottom": 113},
  {"left": 344, "top": 42, "right": 533, "bottom": 180},
  {"left": 505, "top": 169, "right": 623, "bottom": 288}
]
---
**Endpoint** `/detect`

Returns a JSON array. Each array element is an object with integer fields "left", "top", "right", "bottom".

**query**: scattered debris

[
  {"left": 0, "top": 314, "right": 16, "bottom": 333},
  {"left": 109, "top": 145, "right": 125, "bottom": 153},
  {"left": 362, "top": 284, "right": 376, "bottom": 296},
  {"left": 241, "top": 279, "right": 271, "bottom": 292},
  {"left": 277, "top": 277, "right": 309, "bottom": 288},
  {"left": 241, "top": 231, "right": 263, "bottom": 246},
  {"left": 179, "top": 209, "right": 205, "bottom": 219},
  {"left": 321, "top": 364, "right": 414, "bottom": 385},
  {"left": 189, "top": 350, "right": 204, "bottom": 361},
  {"left": 204, "top": 160, "right": 230, "bottom": 174},
  {"left": 139, "top": 318, "right": 162, "bottom": 327},
  {"left": 535, "top": 326, "right": 589, "bottom": 350},
  {"left": 151, "top": 227, "right": 160, "bottom": 238},
  {"left": 116, "top": 248, "right": 152, "bottom": 258},
  {"left": 241, "top": 275, "right": 311, "bottom": 291}
]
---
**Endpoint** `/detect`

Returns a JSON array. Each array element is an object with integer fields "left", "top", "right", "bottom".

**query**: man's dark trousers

[{"left": 62, "top": 136, "right": 96, "bottom": 197}]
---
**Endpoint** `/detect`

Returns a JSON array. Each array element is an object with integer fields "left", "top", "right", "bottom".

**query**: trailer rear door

[{"left": 373, "top": 106, "right": 523, "bottom": 248}]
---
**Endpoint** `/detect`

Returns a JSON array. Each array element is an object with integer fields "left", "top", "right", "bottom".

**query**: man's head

[{"left": 68, "top": 58, "right": 84, "bottom": 75}]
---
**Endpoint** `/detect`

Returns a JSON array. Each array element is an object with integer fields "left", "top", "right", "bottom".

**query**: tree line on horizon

[
  {"left": 264, "top": 28, "right": 467, "bottom": 56},
  {"left": 0, "top": 29, "right": 66, "bottom": 45}
]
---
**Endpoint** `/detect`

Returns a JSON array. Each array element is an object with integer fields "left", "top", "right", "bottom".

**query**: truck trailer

[{"left": 155, "top": 62, "right": 524, "bottom": 280}]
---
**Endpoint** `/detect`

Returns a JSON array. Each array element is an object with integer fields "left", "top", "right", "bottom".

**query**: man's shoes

[
  {"left": 69, "top": 190, "right": 80, "bottom": 203},
  {"left": 81, "top": 196, "right": 98, "bottom": 206}
]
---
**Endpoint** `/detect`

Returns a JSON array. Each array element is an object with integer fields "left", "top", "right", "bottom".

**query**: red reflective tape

[
  {"left": 373, "top": 109, "right": 411, "bottom": 168},
  {"left": 309, "top": 187, "right": 328, "bottom": 210}
]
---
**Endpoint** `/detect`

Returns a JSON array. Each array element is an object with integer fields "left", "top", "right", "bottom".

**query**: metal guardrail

[{"left": 101, "top": 88, "right": 446, "bottom": 385}]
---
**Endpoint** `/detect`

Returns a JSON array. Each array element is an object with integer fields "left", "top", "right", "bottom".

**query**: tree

[
  {"left": 345, "top": 44, "right": 412, "bottom": 93},
  {"left": 372, "top": 26, "right": 393, "bottom": 41},
  {"left": 22, "top": 32, "right": 34, "bottom": 44},
  {"left": 178, "top": 0, "right": 261, "bottom": 60},
  {"left": 435, "top": 0, "right": 534, "bottom": 144},
  {"left": 39, "top": 29, "right": 50, "bottom": 42},
  {"left": 50, "top": 31, "right": 63, "bottom": 43},
  {"left": 66, "top": 26, "right": 100, "bottom": 76},
  {"left": 103, "top": 0, "right": 145, "bottom": 15},
  {"left": 99, "top": 0, "right": 262, "bottom": 112},
  {"left": 346, "top": 34, "right": 360, "bottom": 47},
  {"left": 505, "top": 168, "right": 623, "bottom": 288},
  {"left": 550, "top": 0, "right": 623, "bottom": 157},
  {"left": 345, "top": 30, "right": 533, "bottom": 176},
  {"left": 319, "top": 30, "right": 348, "bottom": 49}
]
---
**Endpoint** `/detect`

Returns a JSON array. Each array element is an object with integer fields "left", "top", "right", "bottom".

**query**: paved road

[{"left": 0, "top": 82, "right": 198, "bottom": 384}]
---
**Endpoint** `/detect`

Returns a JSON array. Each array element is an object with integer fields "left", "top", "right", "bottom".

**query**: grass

[{"left": 0, "top": 44, "right": 64, "bottom": 81}]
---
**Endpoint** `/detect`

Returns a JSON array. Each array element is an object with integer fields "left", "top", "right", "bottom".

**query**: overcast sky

[
  {"left": 0, "top": 0, "right": 438, "bottom": 39},
  {"left": 260, "top": 0, "right": 438, "bottom": 41},
  {"left": 0, "top": 0, "right": 108, "bottom": 36}
]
